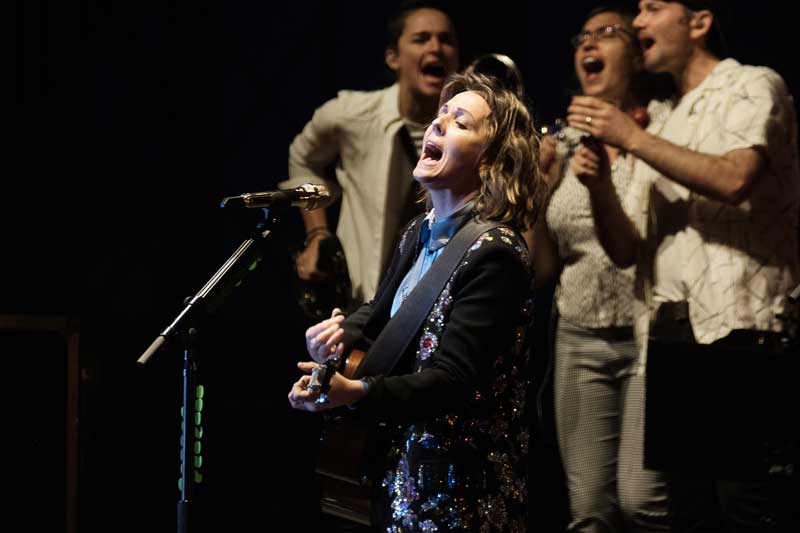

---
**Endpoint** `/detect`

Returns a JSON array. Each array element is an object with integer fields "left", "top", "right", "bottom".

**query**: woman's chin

[{"left": 413, "top": 168, "right": 437, "bottom": 183}]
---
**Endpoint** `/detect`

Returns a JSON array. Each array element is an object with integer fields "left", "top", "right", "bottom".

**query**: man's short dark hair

[
  {"left": 385, "top": 0, "right": 457, "bottom": 52},
  {"left": 667, "top": 0, "right": 729, "bottom": 58}
]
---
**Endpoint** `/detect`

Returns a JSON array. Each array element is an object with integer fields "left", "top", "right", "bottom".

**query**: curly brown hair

[{"left": 437, "top": 72, "right": 544, "bottom": 231}]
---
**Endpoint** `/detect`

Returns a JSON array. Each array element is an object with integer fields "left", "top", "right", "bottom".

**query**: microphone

[{"left": 220, "top": 183, "right": 335, "bottom": 211}]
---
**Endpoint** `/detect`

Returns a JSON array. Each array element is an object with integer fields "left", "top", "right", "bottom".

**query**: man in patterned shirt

[{"left": 565, "top": 1, "right": 799, "bottom": 530}]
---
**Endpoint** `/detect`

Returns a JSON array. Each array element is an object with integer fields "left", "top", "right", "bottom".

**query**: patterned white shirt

[
  {"left": 546, "top": 128, "right": 637, "bottom": 328},
  {"left": 627, "top": 59, "right": 800, "bottom": 357}
]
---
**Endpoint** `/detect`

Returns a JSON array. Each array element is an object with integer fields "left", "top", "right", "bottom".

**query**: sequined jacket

[{"left": 340, "top": 213, "right": 534, "bottom": 532}]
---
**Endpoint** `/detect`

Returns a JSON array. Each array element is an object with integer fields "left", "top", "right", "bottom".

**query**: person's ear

[
  {"left": 689, "top": 10, "right": 713, "bottom": 40},
  {"left": 385, "top": 47, "right": 400, "bottom": 72}
]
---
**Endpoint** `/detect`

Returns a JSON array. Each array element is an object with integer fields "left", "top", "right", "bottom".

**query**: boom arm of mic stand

[{"left": 136, "top": 211, "right": 275, "bottom": 365}]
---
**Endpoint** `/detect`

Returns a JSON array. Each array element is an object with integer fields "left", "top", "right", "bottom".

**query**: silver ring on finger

[{"left": 585, "top": 115, "right": 592, "bottom": 125}]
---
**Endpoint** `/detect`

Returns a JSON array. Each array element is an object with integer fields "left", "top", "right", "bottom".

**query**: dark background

[{"left": 9, "top": 1, "right": 798, "bottom": 531}]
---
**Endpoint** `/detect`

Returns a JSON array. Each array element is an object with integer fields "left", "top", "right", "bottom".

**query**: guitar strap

[{"left": 352, "top": 218, "right": 502, "bottom": 380}]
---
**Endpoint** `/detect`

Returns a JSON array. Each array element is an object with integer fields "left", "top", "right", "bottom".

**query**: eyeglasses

[{"left": 570, "top": 24, "right": 633, "bottom": 49}]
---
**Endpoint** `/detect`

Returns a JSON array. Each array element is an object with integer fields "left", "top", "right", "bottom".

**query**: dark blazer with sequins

[{"left": 340, "top": 212, "right": 534, "bottom": 532}]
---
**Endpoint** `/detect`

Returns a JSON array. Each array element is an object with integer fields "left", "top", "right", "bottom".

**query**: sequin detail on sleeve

[{"left": 418, "top": 332, "right": 438, "bottom": 361}]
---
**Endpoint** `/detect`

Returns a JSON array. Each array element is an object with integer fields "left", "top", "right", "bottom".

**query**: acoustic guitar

[{"left": 313, "top": 348, "right": 388, "bottom": 526}]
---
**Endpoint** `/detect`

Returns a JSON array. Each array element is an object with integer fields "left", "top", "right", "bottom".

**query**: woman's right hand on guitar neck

[
  {"left": 288, "top": 361, "right": 367, "bottom": 411},
  {"left": 305, "top": 308, "right": 346, "bottom": 363}
]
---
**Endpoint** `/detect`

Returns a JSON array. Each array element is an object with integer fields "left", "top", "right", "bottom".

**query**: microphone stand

[{"left": 137, "top": 206, "right": 279, "bottom": 533}]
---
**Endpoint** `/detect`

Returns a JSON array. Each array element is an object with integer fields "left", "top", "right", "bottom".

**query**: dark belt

[
  {"left": 593, "top": 326, "right": 634, "bottom": 342},
  {"left": 650, "top": 301, "right": 695, "bottom": 343},
  {"left": 651, "top": 301, "right": 790, "bottom": 353}
]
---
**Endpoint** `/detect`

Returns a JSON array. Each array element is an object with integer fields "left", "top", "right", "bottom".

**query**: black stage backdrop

[{"left": 9, "top": 1, "right": 798, "bottom": 532}]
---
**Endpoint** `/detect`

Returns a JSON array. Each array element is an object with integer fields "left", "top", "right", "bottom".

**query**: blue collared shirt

[{"left": 390, "top": 201, "right": 475, "bottom": 317}]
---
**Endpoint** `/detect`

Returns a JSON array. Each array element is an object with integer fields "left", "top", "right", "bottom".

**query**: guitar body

[
  {"left": 315, "top": 349, "right": 383, "bottom": 526},
  {"left": 340, "top": 347, "right": 366, "bottom": 380}
]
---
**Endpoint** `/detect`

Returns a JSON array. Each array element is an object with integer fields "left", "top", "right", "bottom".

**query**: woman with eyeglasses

[{"left": 527, "top": 5, "right": 674, "bottom": 531}]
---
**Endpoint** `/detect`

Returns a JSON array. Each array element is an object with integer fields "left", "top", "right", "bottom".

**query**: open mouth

[
  {"left": 582, "top": 56, "right": 605, "bottom": 75},
  {"left": 421, "top": 63, "right": 446, "bottom": 78},
  {"left": 640, "top": 37, "right": 655, "bottom": 52},
  {"left": 422, "top": 141, "right": 443, "bottom": 162}
]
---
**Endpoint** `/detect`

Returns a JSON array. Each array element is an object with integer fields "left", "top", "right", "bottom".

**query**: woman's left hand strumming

[{"left": 304, "top": 308, "right": 346, "bottom": 363}]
